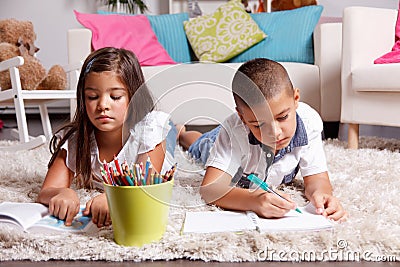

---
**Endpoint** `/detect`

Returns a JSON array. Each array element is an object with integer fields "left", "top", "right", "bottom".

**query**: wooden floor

[{"left": 1, "top": 114, "right": 399, "bottom": 266}]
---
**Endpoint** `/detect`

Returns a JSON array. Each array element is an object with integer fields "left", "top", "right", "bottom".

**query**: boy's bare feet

[
  {"left": 175, "top": 124, "right": 186, "bottom": 138},
  {"left": 175, "top": 124, "right": 202, "bottom": 150}
]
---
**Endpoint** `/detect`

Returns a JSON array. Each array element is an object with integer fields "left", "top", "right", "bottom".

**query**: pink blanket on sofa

[{"left": 374, "top": 2, "right": 400, "bottom": 64}]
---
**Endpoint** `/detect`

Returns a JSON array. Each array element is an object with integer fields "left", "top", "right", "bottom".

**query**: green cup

[{"left": 104, "top": 179, "right": 173, "bottom": 247}]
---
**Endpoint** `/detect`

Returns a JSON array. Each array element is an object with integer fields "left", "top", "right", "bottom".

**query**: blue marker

[
  {"left": 144, "top": 156, "right": 151, "bottom": 184},
  {"left": 247, "top": 174, "right": 302, "bottom": 214}
]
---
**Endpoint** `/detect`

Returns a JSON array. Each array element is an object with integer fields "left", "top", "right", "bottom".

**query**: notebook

[
  {"left": 0, "top": 201, "right": 98, "bottom": 234},
  {"left": 182, "top": 203, "right": 334, "bottom": 234}
]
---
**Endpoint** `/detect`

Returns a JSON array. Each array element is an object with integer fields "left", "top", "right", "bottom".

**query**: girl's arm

[
  {"left": 37, "top": 149, "right": 80, "bottom": 226},
  {"left": 200, "top": 167, "right": 296, "bottom": 218},
  {"left": 136, "top": 140, "right": 166, "bottom": 173},
  {"left": 303, "top": 171, "right": 347, "bottom": 221}
]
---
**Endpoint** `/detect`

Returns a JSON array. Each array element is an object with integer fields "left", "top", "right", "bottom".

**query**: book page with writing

[
  {"left": 255, "top": 202, "right": 334, "bottom": 232},
  {"left": 0, "top": 202, "right": 49, "bottom": 231},
  {"left": 182, "top": 210, "right": 256, "bottom": 234}
]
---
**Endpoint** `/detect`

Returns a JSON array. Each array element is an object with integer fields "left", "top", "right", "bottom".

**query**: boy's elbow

[
  {"left": 199, "top": 183, "right": 229, "bottom": 206},
  {"left": 199, "top": 185, "right": 216, "bottom": 205},
  {"left": 200, "top": 166, "right": 232, "bottom": 205}
]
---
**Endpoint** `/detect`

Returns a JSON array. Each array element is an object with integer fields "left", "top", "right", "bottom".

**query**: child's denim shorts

[
  {"left": 166, "top": 120, "right": 178, "bottom": 156},
  {"left": 188, "top": 125, "right": 222, "bottom": 165}
]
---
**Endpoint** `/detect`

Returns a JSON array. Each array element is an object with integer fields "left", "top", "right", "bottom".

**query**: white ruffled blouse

[{"left": 61, "top": 111, "right": 172, "bottom": 190}]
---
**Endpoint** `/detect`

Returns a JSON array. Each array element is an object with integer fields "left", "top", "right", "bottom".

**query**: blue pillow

[
  {"left": 228, "top": 6, "right": 323, "bottom": 64},
  {"left": 96, "top": 11, "right": 191, "bottom": 63},
  {"left": 147, "top": 13, "right": 191, "bottom": 63}
]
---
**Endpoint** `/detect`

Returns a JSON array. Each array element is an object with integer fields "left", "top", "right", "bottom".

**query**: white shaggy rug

[{"left": 0, "top": 137, "right": 399, "bottom": 262}]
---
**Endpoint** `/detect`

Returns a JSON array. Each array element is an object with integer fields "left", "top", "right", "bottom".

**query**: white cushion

[
  {"left": 142, "top": 62, "right": 320, "bottom": 125},
  {"left": 352, "top": 64, "right": 400, "bottom": 92}
]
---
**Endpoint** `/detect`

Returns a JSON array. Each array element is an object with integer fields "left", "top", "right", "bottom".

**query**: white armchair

[
  {"left": 0, "top": 56, "right": 80, "bottom": 151},
  {"left": 341, "top": 6, "right": 400, "bottom": 149}
]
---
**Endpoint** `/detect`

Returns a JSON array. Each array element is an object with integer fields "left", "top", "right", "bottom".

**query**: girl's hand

[
  {"left": 48, "top": 188, "right": 80, "bottom": 226},
  {"left": 311, "top": 192, "right": 348, "bottom": 222},
  {"left": 83, "top": 193, "right": 111, "bottom": 228},
  {"left": 252, "top": 190, "right": 296, "bottom": 218}
]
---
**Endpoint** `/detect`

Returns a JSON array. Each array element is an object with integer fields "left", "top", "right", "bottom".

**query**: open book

[
  {"left": 182, "top": 203, "right": 334, "bottom": 234},
  {"left": 0, "top": 202, "right": 98, "bottom": 234}
]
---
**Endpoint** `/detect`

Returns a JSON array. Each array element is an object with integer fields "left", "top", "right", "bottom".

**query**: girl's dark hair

[{"left": 48, "top": 47, "right": 154, "bottom": 188}]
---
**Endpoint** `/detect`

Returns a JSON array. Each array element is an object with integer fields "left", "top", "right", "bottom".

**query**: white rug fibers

[{"left": 0, "top": 137, "right": 399, "bottom": 262}]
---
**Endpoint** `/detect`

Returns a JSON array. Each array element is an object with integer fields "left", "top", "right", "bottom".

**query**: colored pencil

[{"left": 101, "top": 159, "right": 176, "bottom": 187}]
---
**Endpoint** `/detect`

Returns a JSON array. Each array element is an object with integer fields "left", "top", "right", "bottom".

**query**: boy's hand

[
  {"left": 48, "top": 188, "right": 80, "bottom": 226},
  {"left": 83, "top": 193, "right": 111, "bottom": 228},
  {"left": 253, "top": 190, "right": 297, "bottom": 218},
  {"left": 311, "top": 192, "right": 347, "bottom": 222}
]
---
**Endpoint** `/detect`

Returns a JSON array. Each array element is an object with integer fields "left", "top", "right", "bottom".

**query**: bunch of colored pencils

[{"left": 100, "top": 156, "right": 176, "bottom": 186}]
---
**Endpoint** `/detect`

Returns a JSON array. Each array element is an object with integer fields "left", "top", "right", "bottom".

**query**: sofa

[
  {"left": 67, "top": 7, "right": 343, "bottom": 135},
  {"left": 341, "top": 6, "right": 400, "bottom": 149}
]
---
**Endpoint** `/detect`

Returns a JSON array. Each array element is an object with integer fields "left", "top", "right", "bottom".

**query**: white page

[
  {"left": 182, "top": 203, "right": 333, "bottom": 234},
  {"left": 256, "top": 203, "right": 334, "bottom": 232},
  {"left": 0, "top": 202, "right": 98, "bottom": 234},
  {"left": 0, "top": 202, "right": 49, "bottom": 231},
  {"left": 29, "top": 206, "right": 98, "bottom": 234},
  {"left": 182, "top": 210, "right": 256, "bottom": 234}
]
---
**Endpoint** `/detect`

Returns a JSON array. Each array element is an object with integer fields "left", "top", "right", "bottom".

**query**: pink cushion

[
  {"left": 373, "top": 47, "right": 400, "bottom": 64},
  {"left": 74, "top": 10, "right": 176, "bottom": 66},
  {"left": 374, "top": 2, "right": 400, "bottom": 64}
]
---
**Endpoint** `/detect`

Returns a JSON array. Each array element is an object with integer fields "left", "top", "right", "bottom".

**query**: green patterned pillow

[{"left": 183, "top": 0, "right": 266, "bottom": 62}]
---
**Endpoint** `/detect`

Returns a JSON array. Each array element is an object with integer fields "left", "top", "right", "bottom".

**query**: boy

[{"left": 179, "top": 58, "right": 347, "bottom": 221}]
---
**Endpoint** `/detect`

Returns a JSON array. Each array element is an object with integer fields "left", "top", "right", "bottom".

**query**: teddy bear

[
  {"left": 0, "top": 18, "right": 67, "bottom": 91},
  {"left": 271, "top": 0, "right": 317, "bottom": 11}
]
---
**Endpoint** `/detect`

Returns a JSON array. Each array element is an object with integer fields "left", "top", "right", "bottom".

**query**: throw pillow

[
  {"left": 183, "top": 0, "right": 266, "bottom": 62},
  {"left": 374, "top": 1, "right": 400, "bottom": 64},
  {"left": 97, "top": 11, "right": 192, "bottom": 63},
  {"left": 74, "top": 10, "right": 176, "bottom": 66},
  {"left": 229, "top": 5, "right": 323, "bottom": 64},
  {"left": 147, "top": 13, "right": 192, "bottom": 63}
]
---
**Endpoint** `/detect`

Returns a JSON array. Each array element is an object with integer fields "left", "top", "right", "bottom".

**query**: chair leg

[
  {"left": 13, "top": 90, "right": 30, "bottom": 143},
  {"left": 39, "top": 103, "right": 53, "bottom": 141},
  {"left": 2, "top": 62, "right": 46, "bottom": 151},
  {"left": 70, "top": 98, "right": 76, "bottom": 122},
  {"left": 347, "top": 123, "right": 359, "bottom": 149}
]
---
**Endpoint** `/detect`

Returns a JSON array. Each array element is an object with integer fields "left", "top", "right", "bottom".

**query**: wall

[
  {"left": 0, "top": 0, "right": 94, "bottom": 69},
  {"left": 0, "top": 0, "right": 168, "bottom": 69},
  {"left": 318, "top": 0, "right": 398, "bottom": 17},
  {"left": 0, "top": 0, "right": 398, "bottom": 73}
]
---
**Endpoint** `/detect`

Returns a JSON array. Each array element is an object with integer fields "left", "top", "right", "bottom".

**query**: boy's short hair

[{"left": 232, "top": 58, "right": 294, "bottom": 108}]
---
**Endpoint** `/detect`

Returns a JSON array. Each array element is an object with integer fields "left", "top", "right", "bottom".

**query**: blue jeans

[
  {"left": 166, "top": 120, "right": 177, "bottom": 156},
  {"left": 188, "top": 125, "right": 222, "bottom": 165}
]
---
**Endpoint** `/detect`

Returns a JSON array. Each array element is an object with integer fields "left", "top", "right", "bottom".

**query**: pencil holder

[{"left": 104, "top": 179, "right": 174, "bottom": 247}]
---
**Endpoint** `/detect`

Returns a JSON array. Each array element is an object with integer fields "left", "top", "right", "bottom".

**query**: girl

[{"left": 37, "top": 47, "right": 176, "bottom": 228}]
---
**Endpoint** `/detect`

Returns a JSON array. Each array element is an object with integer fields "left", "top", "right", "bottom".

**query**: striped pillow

[
  {"left": 147, "top": 13, "right": 192, "bottom": 63},
  {"left": 229, "top": 5, "right": 323, "bottom": 64}
]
